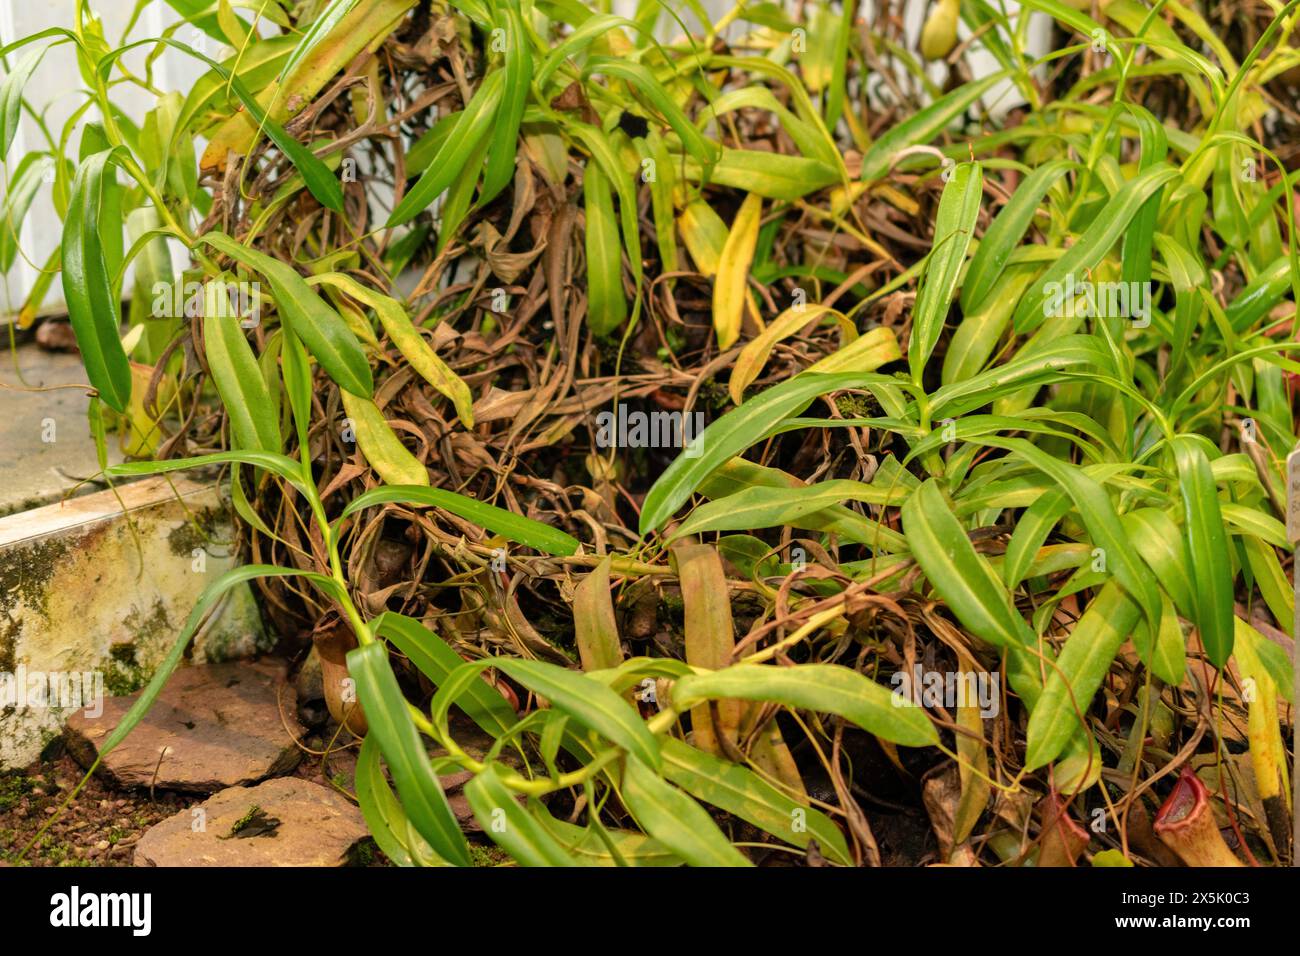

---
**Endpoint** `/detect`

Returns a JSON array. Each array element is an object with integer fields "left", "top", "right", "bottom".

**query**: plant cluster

[{"left": 5, "top": 0, "right": 1298, "bottom": 866}]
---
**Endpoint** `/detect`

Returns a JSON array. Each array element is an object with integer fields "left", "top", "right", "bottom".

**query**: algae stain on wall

[{"left": 0, "top": 478, "right": 271, "bottom": 768}]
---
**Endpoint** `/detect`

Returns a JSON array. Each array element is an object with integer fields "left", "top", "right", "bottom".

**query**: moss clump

[
  {"left": 220, "top": 804, "right": 280, "bottom": 839},
  {"left": 0, "top": 772, "right": 34, "bottom": 811},
  {"left": 166, "top": 506, "right": 222, "bottom": 558},
  {"left": 0, "top": 618, "right": 18, "bottom": 674},
  {"left": 0, "top": 537, "right": 68, "bottom": 619},
  {"left": 38, "top": 840, "right": 93, "bottom": 867},
  {"left": 104, "top": 643, "right": 147, "bottom": 696},
  {"left": 349, "top": 839, "right": 378, "bottom": 866},
  {"left": 469, "top": 842, "right": 511, "bottom": 867},
  {"left": 227, "top": 804, "right": 260, "bottom": 834},
  {"left": 105, "top": 598, "right": 174, "bottom": 695},
  {"left": 834, "top": 393, "right": 880, "bottom": 419}
]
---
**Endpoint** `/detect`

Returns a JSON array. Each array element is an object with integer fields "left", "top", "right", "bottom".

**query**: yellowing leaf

[
  {"left": 713, "top": 192, "right": 763, "bottom": 349},
  {"left": 730, "top": 304, "right": 852, "bottom": 404},
  {"left": 340, "top": 390, "right": 428, "bottom": 486},
  {"left": 678, "top": 198, "right": 727, "bottom": 276},
  {"left": 806, "top": 326, "right": 903, "bottom": 375}
]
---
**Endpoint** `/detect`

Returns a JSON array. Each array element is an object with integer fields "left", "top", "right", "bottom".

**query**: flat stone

[
  {"left": 134, "top": 777, "right": 368, "bottom": 867},
  {"left": 65, "top": 660, "right": 303, "bottom": 793}
]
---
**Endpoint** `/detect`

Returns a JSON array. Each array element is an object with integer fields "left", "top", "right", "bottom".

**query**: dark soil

[
  {"left": 0, "top": 749, "right": 197, "bottom": 867},
  {"left": 0, "top": 732, "right": 376, "bottom": 867}
]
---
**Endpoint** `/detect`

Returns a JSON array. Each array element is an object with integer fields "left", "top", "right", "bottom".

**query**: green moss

[
  {"left": 220, "top": 804, "right": 280, "bottom": 839},
  {"left": 39, "top": 840, "right": 92, "bottom": 867},
  {"left": 701, "top": 379, "right": 730, "bottom": 410},
  {"left": 0, "top": 537, "right": 68, "bottom": 619},
  {"left": 834, "top": 393, "right": 880, "bottom": 418},
  {"left": 0, "top": 617, "right": 18, "bottom": 673},
  {"left": 104, "top": 598, "right": 173, "bottom": 694},
  {"left": 469, "top": 842, "right": 511, "bottom": 867},
  {"left": 0, "top": 829, "right": 21, "bottom": 865},
  {"left": 227, "top": 804, "right": 261, "bottom": 835},
  {"left": 167, "top": 506, "right": 220, "bottom": 558},
  {"left": 349, "top": 838, "right": 378, "bottom": 866},
  {"left": 104, "top": 643, "right": 147, "bottom": 696},
  {"left": 0, "top": 771, "right": 34, "bottom": 811}
]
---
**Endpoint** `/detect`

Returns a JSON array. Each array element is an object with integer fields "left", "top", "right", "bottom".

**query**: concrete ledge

[
  {"left": 0, "top": 476, "right": 269, "bottom": 768},
  {"left": 0, "top": 344, "right": 124, "bottom": 518}
]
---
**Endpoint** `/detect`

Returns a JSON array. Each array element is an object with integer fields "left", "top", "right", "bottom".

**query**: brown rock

[
  {"left": 35, "top": 320, "right": 79, "bottom": 352},
  {"left": 134, "top": 777, "right": 368, "bottom": 866},
  {"left": 65, "top": 660, "right": 303, "bottom": 793}
]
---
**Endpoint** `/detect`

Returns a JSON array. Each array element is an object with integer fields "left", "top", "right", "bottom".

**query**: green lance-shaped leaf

[
  {"left": 386, "top": 69, "right": 503, "bottom": 227},
  {"left": 1122, "top": 509, "right": 1193, "bottom": 617},
  {"left": 279, "top": 326, "right": 314, "bottom": 464},
  {"left": 961, "top": 159, "right": 1073, "bottom": 313},
  {"left": 530, "top": 807, "right": 681, "bottom": 866},
  {"left": 901, "top": 479, "right": 1036, "bottom": 651},
  {"left": 464, "top": 763, "right": 579, "bottom": 866},
  {"left": 340, "top": 484, "right": 579, "bottom": 556},
  {"left": 584, "top": 57, "right": 719, "bottom": 168},
  {"left": 0, "top": 45, "right": 47, "bottom": 160},
  {"left": 196, "top": 232, "right": 372, "bottom": 397},
  {"left": 535, "top": 14, "right": 639, "bottom": 87},
  {"left": 672, "top": 663, "right": 938, "bottom": 748},
  {"left": 928, "top": 334, "right": 1111, "bottom": 418},
  {"left": 61, "top": 148, "right": 132, "bottom": 412},
  {"left": 583, "top": 160, "right": 628, "bottom": 336},
  {"left": 981, "top": 437, "right": 1161, "bottom": 629},
  {"left": 356, "top": 735, "right": 447, "bottom": 867},
  {"left": 480, "top": 5, "right": 533, "bottom": 205},
  {"left": 858, "top": 72, "right": 1007, "bottom": 182},
  {"left": 669, "top": 479, "right": 901, "bottom": 541},
  {"left": 1171, "top": 436, "right": 1234, "bottom": 666},
  {"left": 99, "top": 36, "right": 344, "bottom": 212},
  {"left": 660, "top": 737, "right": 852, "bottom": 864},
  {"left": 277, "top": 0, "right": 363, "bottom": 83},
  {"left": 639, "top": 370, "right": 896, "bottom": 535},
  {"left": 1002, "top": 487, "right": 1072, "bottom": 590},
  {"left": 201, "top": 282, "right": 281, "bottom": 452},
  {"left": 1011, "top": 164, "right": 1179, "bottom": 334},
  {"left": 621, "top": 756, "right": 752, "bottom": 867},
  {"left": 347, "top": 641, "right": 472, "bottom": 866},
  {"left": 1019, "top": 0, "right": 1106, "bottom": 37},
  {"left": 106, "top": 450, "right": 313, "bottom": 501},
  {"left": 1225, "top": 255, "right": 1290, "bottom": 331},
  {"left": 370, "top": 611, "right": 517, "bottom": 738},
  {"left": 1024, "top": 582, "right": 1141, "bottom": 769},
  {"left": 485, "top": 658, "right": 660, "bottom": 770},
  {"left": 1119, "top": 104, "right": 1168, "bottom": 289},
  {"left": 910, "top": 162, "right": 982, "bottom": 383},
  {"left": 0, "top": 153, "right": 47, "bottom": 271}
]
